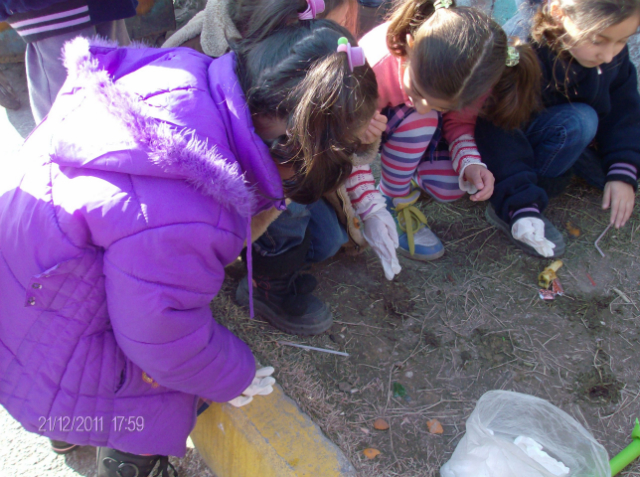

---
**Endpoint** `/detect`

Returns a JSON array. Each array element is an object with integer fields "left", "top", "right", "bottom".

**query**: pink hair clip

[
  {"left": 298, "top": 0, "right": 325, "bottom": 20},
  {"left": 337, "top": 37, "right": 365, "bottom": 72}
]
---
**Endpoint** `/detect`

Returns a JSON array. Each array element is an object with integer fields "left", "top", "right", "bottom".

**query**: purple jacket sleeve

[{"left": 103, "top": 222, "right": 255, "bottom": 403}]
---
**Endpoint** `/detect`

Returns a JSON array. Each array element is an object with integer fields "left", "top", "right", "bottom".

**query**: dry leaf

[
  {"left": 363, "top": 448, "right": 381, "bottom": 459},
  {"left": 373, "top": 418, "right": 389, "bottom": 430},
  {"left": 566, "top": 222, "right": 581, "bottom": 237},
  {"left": 427, "top": 419, "right": 444, "bottom": 434}
]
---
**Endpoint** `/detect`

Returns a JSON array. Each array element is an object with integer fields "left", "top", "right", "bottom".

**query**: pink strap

[
  {"left": 298, "top": 0, "right": 325, "bottom": 20},
  {"left": 337, "top": 42, "right": 366, "bottom": 72}
]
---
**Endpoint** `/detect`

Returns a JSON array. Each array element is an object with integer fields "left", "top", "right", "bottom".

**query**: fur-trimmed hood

[{"left": 48, "top": 37, "right": 284, "bottom": 218}]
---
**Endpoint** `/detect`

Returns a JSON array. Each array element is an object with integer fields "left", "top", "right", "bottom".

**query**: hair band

[
  {"left": 337, "top": 37, "right": 365, "bottom": 72},
  {"left": 506, "top": 45, "right": 520, "bottom": 67},
  {"left": 434, "top": 0, "right": 453, "bottom": 10},
  {"left": 298, "top": 0, "right": 325, "bottom": 20}
]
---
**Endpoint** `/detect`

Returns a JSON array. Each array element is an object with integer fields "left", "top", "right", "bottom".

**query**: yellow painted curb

[{"left": 190, "top": 385, "right": 356, "bottom": 477}]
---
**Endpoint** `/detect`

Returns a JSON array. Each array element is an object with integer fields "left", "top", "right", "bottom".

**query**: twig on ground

[
  {"left": 277, "top": 341, "right": 350, "bottom": 357},
  {"left": 446, "top": 226, "right": 493, "bottom": 247}
]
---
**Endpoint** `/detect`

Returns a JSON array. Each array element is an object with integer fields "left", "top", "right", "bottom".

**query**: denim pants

[
  {"left": 525, "top": 103, "right": 599, "bottom": 179},
  {"left": 253, "top": 199, "right": 348, "bottom": 263}
]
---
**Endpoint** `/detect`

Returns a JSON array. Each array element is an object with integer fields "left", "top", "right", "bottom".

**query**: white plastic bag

[{"left": 440, "top": 391, "right": 610, "bottom": 477}]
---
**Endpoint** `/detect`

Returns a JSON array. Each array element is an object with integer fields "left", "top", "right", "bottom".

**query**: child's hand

[
  {"left": 603, "top": 181, "right": 635, "bottom": 229},
  {"left": 464, "top": 164, "right": 495, "bottom": 201},
  {"left": 358, "top": 112, "right": 388, "bottom": 145}
]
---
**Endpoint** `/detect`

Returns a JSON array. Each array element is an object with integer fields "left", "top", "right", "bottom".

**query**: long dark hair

[
  {"left": 233, "top": 20, "right": 378, "bottom": 204},
  {"left": 387, "top": 0, "right": 541, "bottom": 128}
]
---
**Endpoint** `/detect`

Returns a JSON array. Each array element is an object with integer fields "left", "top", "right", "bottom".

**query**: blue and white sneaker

[{"left": 383, "top": 190, "right": 445, "bottom": 261}]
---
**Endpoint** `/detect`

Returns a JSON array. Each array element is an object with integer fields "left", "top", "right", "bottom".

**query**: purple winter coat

[{"left": 0, "top": 37, "right": 285, "bottom": 457}]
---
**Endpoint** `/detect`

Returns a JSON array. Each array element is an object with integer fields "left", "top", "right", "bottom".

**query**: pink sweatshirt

[
  {"left": 443, "top": 98, "right": 485, "bottom": 183},
  {"left": 359, "top": 22, "right": 411, "bottom": 110},
  {"left": 359, "top": 22, "right": 487, "bottom": 194}
]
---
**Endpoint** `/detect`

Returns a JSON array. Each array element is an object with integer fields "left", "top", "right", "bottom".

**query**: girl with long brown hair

[
  {"left": 472, "top": 0, "right": 640, "bottom": 258},
  {"left": 163, "top": 0, "right": 402, "bottom": 336},
  {"left": 357, "top": 0, "right": 540, "bottom": 261}
]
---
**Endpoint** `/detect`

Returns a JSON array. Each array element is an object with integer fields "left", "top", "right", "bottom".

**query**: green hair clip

[
  {"left": 434, "top": 0, "right": 452, "bottom": 10},
  {"left": 506, "top": 46, "right": 520, "bottom": 67}
]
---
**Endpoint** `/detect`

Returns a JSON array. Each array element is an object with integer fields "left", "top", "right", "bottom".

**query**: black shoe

[
  {"left": 485, "top": 204, "right": 565, "bottom": 258},
  {"left": 97, "top": 447, "right": 178, "bottom": 477},
  {"left": 50, "top": 439, "right": 79, "bottom": 455},
  {"left": 236, "top": 273, "right": 333, "bottom": 336}
]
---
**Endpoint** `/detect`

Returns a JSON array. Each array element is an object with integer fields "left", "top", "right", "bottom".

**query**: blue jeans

[
  {"left": 525, "top": 103, "right": 599, "bottom": 178},
  {"left": 253, "top": 199, "right": 348, "bottom": 263}
]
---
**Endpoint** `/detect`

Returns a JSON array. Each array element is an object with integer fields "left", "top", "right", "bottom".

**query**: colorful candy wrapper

[
  {"left": 539, "top": 289, "right": 556, "bottom": 300},
  {"left": 551, "top": 278, "right": 564, "bottom": 296}
]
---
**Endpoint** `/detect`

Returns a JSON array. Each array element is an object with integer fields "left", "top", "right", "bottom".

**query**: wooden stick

[{"left": 276, "top": 341, "right": 349, "bottom": 357}]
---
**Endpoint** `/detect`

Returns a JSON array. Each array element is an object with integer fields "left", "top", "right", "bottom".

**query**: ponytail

[
  {"left": 390, "top": 3, "right": 540, "bottom": 130},
  {"left": 286, "top": 53, "right": 372, "bottom": 203},
  {"left": 482, "top": 40, "right": 541, "bottom": 130},
  {"left": 234, "top": 19, "right": 378, "bottom": 204},
  {"left": 386, "top": 0, "right": 453, "bottom": 57}
]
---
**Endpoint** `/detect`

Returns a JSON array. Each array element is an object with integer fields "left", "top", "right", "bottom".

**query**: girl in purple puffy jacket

[{"left": 0, "top": 7, "right": 378, "bottom": 477}]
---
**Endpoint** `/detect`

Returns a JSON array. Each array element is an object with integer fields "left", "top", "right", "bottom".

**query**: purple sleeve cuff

[
  {"left": 509, "top": 205, "right": 542, "bottom": 224},
  {"left": 607, "top": 162, "right": 638, "bottom": 190}
]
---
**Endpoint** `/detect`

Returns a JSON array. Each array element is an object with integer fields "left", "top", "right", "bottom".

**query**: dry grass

[{"left": 212, "top": 178, "right": 640, "bottom": 477}]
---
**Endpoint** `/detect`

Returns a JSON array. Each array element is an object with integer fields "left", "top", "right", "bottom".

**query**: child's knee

[
  {"left": 563, "top": 104, "right": 599, "bottom": 148},
  {"left": 308, "top": 227, "right": 348, "bottom": 262},
  {"left": 417, "top": 178, "right": 465, "bottom": 203}
]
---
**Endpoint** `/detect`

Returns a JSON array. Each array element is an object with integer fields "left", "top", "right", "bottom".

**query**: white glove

[
  {"left": 228, "top": 366, "right": 276, "bottom": 407},
  {"left": 511, "top": 217, "right": 555, "bottom": 258},
  {"left": 362, "top": 207, "right": 401, "bottom": 280}
]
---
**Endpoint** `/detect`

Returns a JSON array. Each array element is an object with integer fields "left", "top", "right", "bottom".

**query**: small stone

[
  {"left": 405, "top": 371, "right": 414, "bottom": 378},
  {"left": 338, "top": 382, "right": 352, "bottom": 393}
]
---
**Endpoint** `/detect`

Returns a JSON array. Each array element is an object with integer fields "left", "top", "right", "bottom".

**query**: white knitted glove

[
  {"left": 228, "top": 367, "right": 276, "bottom": 407},
  {"left": 362, "top": 206, "right": 401, "bottom": 280},
  {"left": 511, "top": 217, "right": 555, "bottom": 258}
]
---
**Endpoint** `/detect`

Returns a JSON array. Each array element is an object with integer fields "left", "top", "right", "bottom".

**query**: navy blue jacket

[{"left": 476, "top": 44, "right": 640, "bottom": 223}]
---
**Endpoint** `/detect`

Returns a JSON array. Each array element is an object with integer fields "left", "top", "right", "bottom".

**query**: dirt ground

[
  {"left": 2, "top": 2, "right": 640, "bottom": 476},
  {"left": 217, "top": 178, "right": 640, "bottom": 477}
]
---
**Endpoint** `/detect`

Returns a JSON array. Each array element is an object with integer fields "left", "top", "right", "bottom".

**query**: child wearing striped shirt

[{"left": 352, "top": 0, "right": 539, "bottom": 260}]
